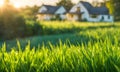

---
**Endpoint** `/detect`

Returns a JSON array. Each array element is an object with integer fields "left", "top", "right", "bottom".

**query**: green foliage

[
  {"left": 0, "top": 34, "right": 120, "bottom": 72},
  {"left": 106, "top": 0, "right": 120, "bottom": 21},
  {"left": 20, "top": 5, "right": 40, "bottom": 20},
  {"left": 35, "top": 21, "right": 117, "bottom": 35},
  {"left": 0, "top": 3, "right": 40, "bottom": 40},
  {"left": 0, "top": 22, "right": 120, "bottom": 72},
  {"left": 114, "top": 0, "right": 120, "bottom": 21},
  {"left": 1, "top": 22, "right": 120, "bottom": 50},
  {"left": 106, "top": 0, "right": 114, "bottom": 15},
  {"left": 57, "top": 0, "right": 74, "bottom": 11},
  {"left": 0, "top": 4, "right": 26, "bottom": 40},
  {"left": 25, "top": 20, "right": 42, "bottom": 36}
]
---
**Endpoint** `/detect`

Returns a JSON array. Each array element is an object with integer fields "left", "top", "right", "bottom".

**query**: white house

[
  {"left": 67, "top": 1, "right": 114, "bottom": 22},
  {"left": 37, "top": 5, "right": 66, "bottom": 20}
]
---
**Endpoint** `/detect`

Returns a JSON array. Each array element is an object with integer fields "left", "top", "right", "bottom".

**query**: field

[{"left": 0, "top": 21, "right": 120, "bottom": 72}]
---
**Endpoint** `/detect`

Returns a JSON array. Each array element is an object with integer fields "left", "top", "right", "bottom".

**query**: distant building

[
  {"left": 37, "top": 5, "right": 66, "bottom": 20},
  {"left": 67, "top": 1, "right": 113, "bottom": 22}
]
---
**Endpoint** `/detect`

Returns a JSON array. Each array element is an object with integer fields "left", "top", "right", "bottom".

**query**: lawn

[{"left": 0, "top": 21, "right": 120, "bottom": 72}]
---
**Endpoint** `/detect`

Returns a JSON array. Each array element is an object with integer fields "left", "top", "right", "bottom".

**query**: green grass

[
  {"left": 38, "top": 21, "right": 119, "bottom": 35},
  {"left": 0, "top": 37, "right": 120, "bottom": 72},
  {"left": 25, "top": 21, "right": 120, "bottom": 36},
  {"left": 1, "top": 23, "right": 120, "bottom": 51},
  {"left": 0, "top": 21, "right": 120, "bottom": 72}
]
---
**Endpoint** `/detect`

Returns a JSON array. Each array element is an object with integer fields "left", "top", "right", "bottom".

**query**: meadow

[{"left": 0, "top": 21, "right": 120, "bottom": 72}]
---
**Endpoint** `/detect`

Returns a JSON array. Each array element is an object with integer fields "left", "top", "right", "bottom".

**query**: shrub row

[{"left": 25, "top": 21, "right": 117, "bottom": 36}]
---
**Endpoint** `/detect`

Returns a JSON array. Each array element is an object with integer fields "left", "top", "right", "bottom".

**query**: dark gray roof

[
  {"left": 68, "top": 12, "right": 84, "bottom": 14},
  {"left": 80, "top": 1, "right": 109, "bottom": 15},
  {"left": 39, "top": 5, "right": 61, "bottom": 14},
  {"left": 90, "top": 7, "right": 109, "bottom": 15}
]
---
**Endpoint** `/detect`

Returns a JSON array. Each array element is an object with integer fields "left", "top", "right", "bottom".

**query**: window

[
  {"left": 90, "top": 15, "right": 98, "bottom": 18},
  {"left": 101, "top": 16, "right": 104, "bottom": 21},
  {"left": 101, "top": 16, "right": 104, "bottom": 20},
  {"left": 108, "top": 15, "right": 110, "bottom": 19}
]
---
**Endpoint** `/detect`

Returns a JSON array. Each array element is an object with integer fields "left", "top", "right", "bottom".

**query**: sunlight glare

[
  {"left": 14, "top": 3, "right": 21, "bottom": 8},
  {"left": 0, "top": 0, "right": 4, "bottom": 7}
]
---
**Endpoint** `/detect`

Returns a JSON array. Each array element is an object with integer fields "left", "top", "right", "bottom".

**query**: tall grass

[
  {"left": 0, "top": 22, "right": 120, "bottom": 72},
  {"left": 0, "top": 37, "right": 120, "bottom": 72},
  {"left": 1, "top": 24, "right": 120, "bottom": 51},
  {"left": 26, "top": 21, "right": 120, "bottom": 36}
]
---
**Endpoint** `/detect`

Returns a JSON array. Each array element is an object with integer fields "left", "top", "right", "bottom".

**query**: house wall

[
  {"left": 37, "top": 6, "right": 67, "bottom": 20},
  {"left": 102, "top": 15, "right": 113, "bottom": 22},
  {"left": 55, "top": 6, "right": 66, "bottom": 20},
  {"left": 55, "top": 6, "right": 66, "bottom": 14},
  {"left": 87, "top": 15, "right": 101, "bottom": 22},
  {"left": 68, "top": 2, "right": 89, "bottom": 20},
  {"left": 67, "top": 14, "right": 79, "bottom": 21},
  {"left": 37, "top": 14, "right": 53, "bottom": 20},
  {"left": 87, "top": 15, "right": 114, "bottom": 22},
  {"left": 45, "top": 14, "right": 53, "bottom": 20},
  {"left": 60, "top": 14, "right": 66, "bottom": 20}
]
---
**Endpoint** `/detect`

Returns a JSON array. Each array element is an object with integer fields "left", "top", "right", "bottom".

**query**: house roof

[
  {"left": 80, "top": 1, "right": 109, "bottom": 15},
  {"left": 68, "top": 12, "right": 84, "bottom": 14},
  {"left": 39, "top": 5, "right": 62, "bottom": 14}
]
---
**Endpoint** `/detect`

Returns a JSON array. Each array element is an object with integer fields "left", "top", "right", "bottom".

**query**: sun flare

[
  {"left": 0, "top": 0, "right": 4, "bottom": 6},
  {"left": 14, "top": 3, "right": 21, "bottom": 8}
]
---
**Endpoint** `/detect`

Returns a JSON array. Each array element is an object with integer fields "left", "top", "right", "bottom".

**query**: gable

[
  {"left": 38, "top": 6, "right": 47, "bottom": 13},
  {"left": 69, "top": 2, "right": 89, "bottom": 14},
  {"left": 55, "top": 6, "right": 66, "bottom": 14},
  {"left": 38, "top": 5, "right": 62, "bottom": 14}
]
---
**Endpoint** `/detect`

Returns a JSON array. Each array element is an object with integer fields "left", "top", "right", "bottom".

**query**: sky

[
  {"left": 0, "top": 0, "right": 104, "bottom": 8},
  {"left": 9, "top": 0, "right": 80, "bottom": 7}
]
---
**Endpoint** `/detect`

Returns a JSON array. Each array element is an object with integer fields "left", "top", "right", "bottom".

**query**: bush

[
  {"left": 25, "top": 20, "right": 42, "bottom": 36},
  {"left": 0, "top": 4, "right": 26, "bottom": 40}
]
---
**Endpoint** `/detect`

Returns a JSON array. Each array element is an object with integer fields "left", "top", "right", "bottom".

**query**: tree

[
  {"left": 57, "top": 0, "right": 74, "bottom": 11},
  {"left": 105, "top": 0, "right": 114, "bottom": 15},
  {"left": 20, "top": 5, "right": 40, "bottom": 20},
  {"left": 113, "top": 0, "right": 120, "bottom": 21},
  {"left": 0, "top": 0, "right": 26, "bottom": 40},
  {"left": 105, "top": 0, "right": 120, "bottom": 21}
]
